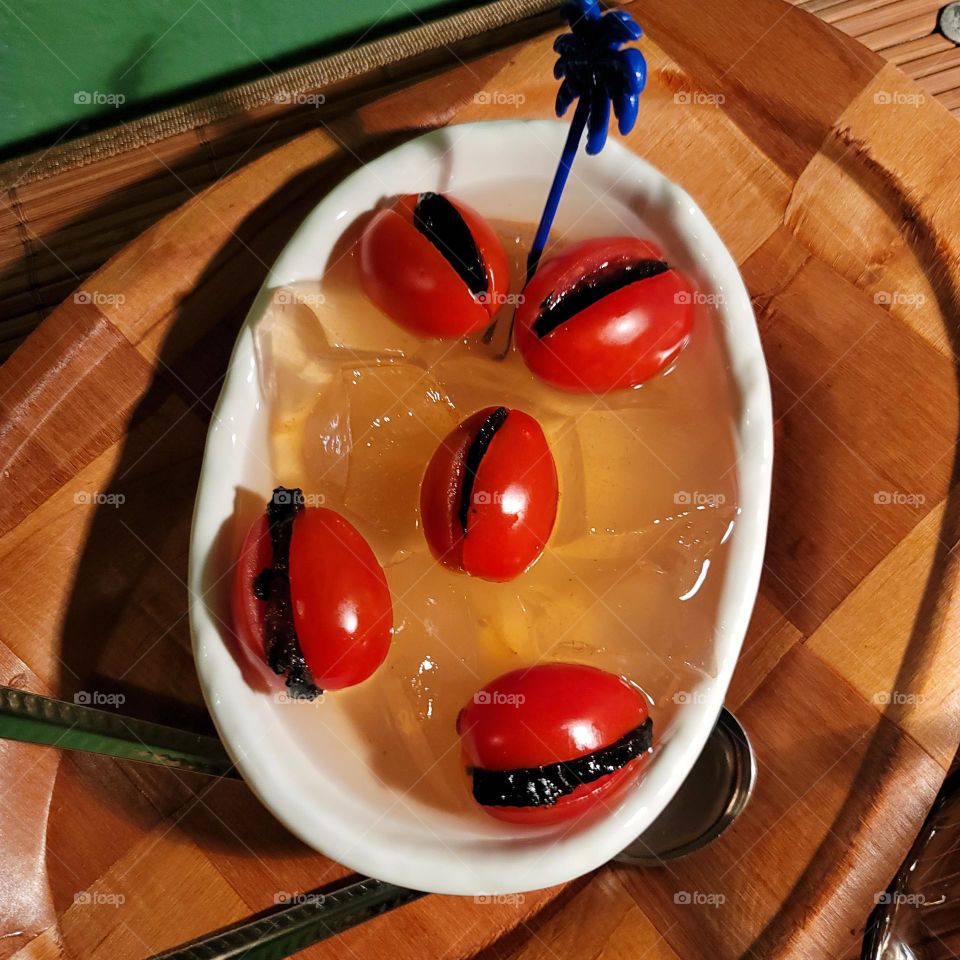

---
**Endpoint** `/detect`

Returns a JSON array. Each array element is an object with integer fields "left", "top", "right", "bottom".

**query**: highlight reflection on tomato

[
  {"left": 232, "top": 490, "right": 393, "bottom": 693},
  {"left": 359, "top": 192, "right": 510, "bottom": 338},
  {"left": 515, "top": 237, "right": 695, "bottom": 393},
  {"left": 457, "top": 663, "right": 653, "bottom": 824},
  {"left": 420, "top": 406, "right": 558, "bottom": 582}
]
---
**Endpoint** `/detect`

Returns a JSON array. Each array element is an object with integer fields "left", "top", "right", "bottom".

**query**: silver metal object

[
  {"left": 615, "top": 706, "right": 756, "bottom": 865},
  {"left": 0, "top": 686, "right": 239, "bottom": 779},
  {"left": 940, "top": 2, "right": 960, "bottom": 45},
  {"left": 149, "top": 877, "right": 425, "bottom": 960}
]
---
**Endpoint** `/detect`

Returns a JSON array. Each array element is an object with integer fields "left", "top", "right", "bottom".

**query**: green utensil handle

[
  {"left": 149, "top": 877, "right": 425, "bottom": 960},
  {"left": 0, "top": 686, "right": 238, "bottom": 778}
]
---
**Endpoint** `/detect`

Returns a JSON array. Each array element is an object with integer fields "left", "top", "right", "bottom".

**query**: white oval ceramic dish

[{"left": 188, "top": 120, "right": 773, "bottom": 895}]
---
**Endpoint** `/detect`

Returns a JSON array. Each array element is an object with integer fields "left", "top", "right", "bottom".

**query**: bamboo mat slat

[
  {"left": 883, "top": 31, "right": 956, "bottom": 63},
  {"left": 817, "top": 0, "right": 899, "bottom": 22},
  {"left": 940, "top": 87, "right": 960, "bottom": 109},
  {"left": 916, "top": 61, "right": 960, "bottom": 93},
  {"left": 0, "top": 0, "right": 958, "bottom": 356},
  {"left": 829, "top": 0, "right": 942, "bottom": 31},
  {"left": 861, "top": 11, "right": 944, "bottom": 50},
  {"left": 902, "top": 46, "right": 960, "bottom": 78}
]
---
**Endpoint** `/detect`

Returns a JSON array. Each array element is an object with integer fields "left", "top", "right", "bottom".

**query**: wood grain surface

[{"left": 2, "top": 1, "right": 960, "bottom": 957}]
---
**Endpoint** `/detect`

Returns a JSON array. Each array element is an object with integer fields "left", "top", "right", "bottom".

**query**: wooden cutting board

[{"left": 2, "top": 1, "right": 959, "bottom": 957}]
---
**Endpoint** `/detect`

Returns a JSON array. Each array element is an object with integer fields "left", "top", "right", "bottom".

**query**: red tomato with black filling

[
  {"left": 457, "top": 663, "right": 653, "bottom": 824},
  {"left": 231, "top": 514, "right": 282, "bottom": 690},
  {"left": 359, "top": 192, "right": 510, "bottom": 338},
  {"left": 515, "top": 237, "right": 695, "bottom": 393},
  {"left": 231, "top": 490, "right": 393, "bottom": 693},
  {"left": 420, "top": 406, "right": 558, "bottom": 581}
]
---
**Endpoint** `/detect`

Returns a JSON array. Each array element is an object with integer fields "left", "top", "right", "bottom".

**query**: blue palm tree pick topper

[{"left": 526, "top": 0, "right": 647, "bottom": 282}]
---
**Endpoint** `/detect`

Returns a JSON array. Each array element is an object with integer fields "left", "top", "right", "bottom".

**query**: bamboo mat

[
  {"left": 793, "top": 0, "right": 960, "bottom": 113},
  {"left": 0, "top": 0, "right": 956, "bottom": 360}
]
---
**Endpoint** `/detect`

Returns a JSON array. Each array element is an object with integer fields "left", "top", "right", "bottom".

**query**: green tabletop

[{"left": 0, "top": 0, "right": 481, "bottom": 159}]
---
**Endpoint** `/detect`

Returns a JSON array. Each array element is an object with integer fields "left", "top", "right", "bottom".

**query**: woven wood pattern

[{"left": 2, "top": 0, "right": 960, "bottom": 957}]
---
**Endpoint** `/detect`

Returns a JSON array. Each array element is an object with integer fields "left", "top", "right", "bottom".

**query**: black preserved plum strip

[
  {"left": 458, "top": 406, "right": 509, "bottom": 535},
  {"left": 413, "top": 192, "right": 488, "bottom": 296},
  {"left": 533, "top": 259, "right": 670, "bottom": 339},
  {"left": 469, "top": 718, "right": 653, "bottom": 807},
  {"left": 253, "top": 486, "right": 322, "bottom": 700}
]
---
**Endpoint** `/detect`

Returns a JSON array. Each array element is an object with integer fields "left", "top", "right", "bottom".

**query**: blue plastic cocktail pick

[{"left": 526, "top": 0, "right": 647, "bottom": 283}]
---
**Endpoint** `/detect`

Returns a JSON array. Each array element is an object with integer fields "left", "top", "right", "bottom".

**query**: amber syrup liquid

[{"left": 255, "top": 221, "right": 739, "bottom": 811}]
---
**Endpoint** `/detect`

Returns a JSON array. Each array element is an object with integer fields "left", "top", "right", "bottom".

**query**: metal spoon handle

[
  {"left": 149, "top": 877, "right": 424, "bottom": 960},
  {"left": 0, "top": 686, "right": 238, "bottom": 778}
]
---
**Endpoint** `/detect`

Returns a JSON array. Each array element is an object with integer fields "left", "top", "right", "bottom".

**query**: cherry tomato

[
  {"left": 514, "top": 237, "right": 695, "bottom": 393},
  {"left": 457, "top": 663, "right": 652, "bottom": 824},
  {"left": 231, "top": 496, "right": 393, "bottom": 691},
  {"left": 359, "top": 192, "right": 510, "bottom": 338},
  {"left": 231, "top": 515, "right": 282, "bottom": 689},
  {"left": 420, "top": 406, "right": 558, "bottom": 581},
  {"left": 288, "top": 507, "right": 393, "bottom": 690}
]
